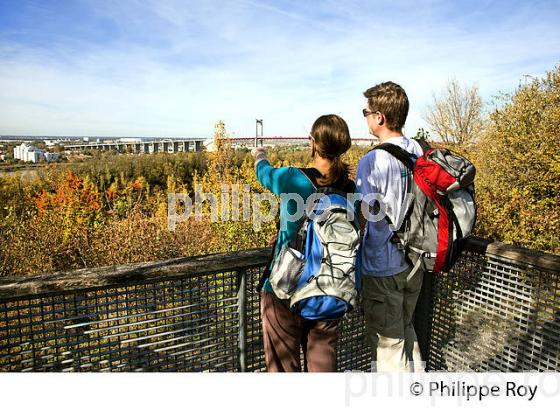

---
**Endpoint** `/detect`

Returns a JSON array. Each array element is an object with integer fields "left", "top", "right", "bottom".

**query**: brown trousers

[{"left": 260, "top": 291, "right": 339, "bottom": 372}]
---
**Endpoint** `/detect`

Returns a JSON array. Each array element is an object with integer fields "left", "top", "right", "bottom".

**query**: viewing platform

[{"left": 0, "top": 237, "right": 558, "bottom": 372}]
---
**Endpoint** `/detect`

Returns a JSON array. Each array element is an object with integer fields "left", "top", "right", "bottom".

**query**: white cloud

[{"left": 0, "top": 0, "right": 559, "bottom": 138}]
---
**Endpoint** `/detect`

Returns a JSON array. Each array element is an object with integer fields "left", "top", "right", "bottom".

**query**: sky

[{"left": 0, "top": 0, "right": 559, "bottom": 139}]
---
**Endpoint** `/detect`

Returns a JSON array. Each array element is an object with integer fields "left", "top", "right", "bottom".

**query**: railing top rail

[
  {"left": 0, "top": 236, "right": 557, "bottom": 300},
  {"left": 0, "top": 248, "right": 270, "bottom": 300},
  {"left": 464, "top": 236, "right": 559, "bottom": 273}
]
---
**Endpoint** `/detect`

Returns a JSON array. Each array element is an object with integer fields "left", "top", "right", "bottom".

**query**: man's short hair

[{"left": 363, "top": 81, "right": 409, "bottom": 132}]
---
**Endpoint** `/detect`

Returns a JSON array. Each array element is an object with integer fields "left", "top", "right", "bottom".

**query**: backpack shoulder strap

[
  {"left": 298, "top": 168, "right": 353, "bottom": 209},
  {"left": 372, "top": 143, "right": 415, "bottom": 170},
  {"left": 299, "top": 167, "right": 319, "bottom": 190},
  {"left": 413, "top": 138, "right": 431, "bottom": 154},
  {"left": 370, "top": 143, "right": 417, "bottom": 236}
]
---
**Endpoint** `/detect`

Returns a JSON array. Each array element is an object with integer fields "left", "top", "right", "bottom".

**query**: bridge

[
  {"left": 64, "top": 139, "right": 206, "bottom": 153},
  {"left": 225, "top": 136, "right": 377, "bottom": 145},
  {"left": 211, "top": 136, "right": 378, "bottom": 151},
  {"left": 63, "top": 136, "right": 377, "bottom": 154},
  {"left": 0, "top": 236, "right": 558, "bottom": 372}
]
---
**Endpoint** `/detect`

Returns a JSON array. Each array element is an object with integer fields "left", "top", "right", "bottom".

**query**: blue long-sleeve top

[
  {"left": 255, "top": 160, "right": 316, "bottom": 250},
  {"left": 255, "top": 160, "right": 316, "bottom": 292}
]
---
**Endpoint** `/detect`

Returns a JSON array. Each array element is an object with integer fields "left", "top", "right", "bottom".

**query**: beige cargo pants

[{"left": 362, "top": 264, "right": 425, "bottom": 372}]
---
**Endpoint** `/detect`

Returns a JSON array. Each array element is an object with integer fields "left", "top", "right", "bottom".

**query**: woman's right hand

[{"left": 251, "top": 147, "right": 268, "bottom": 163}]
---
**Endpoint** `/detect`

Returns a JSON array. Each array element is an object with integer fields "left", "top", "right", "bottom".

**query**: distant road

[
  {"left": 0, "top": 162, "right": 73, "bottom": 179},
  {"left": 0, "top": 163, "right": 55, "bottom": 172}
]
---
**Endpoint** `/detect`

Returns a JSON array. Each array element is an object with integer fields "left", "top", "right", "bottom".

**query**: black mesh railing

[
  {"left": 0, "top": 250, "right": 370, "bottom": 372},
  {"left": 418, "top": 238, "right": 560, "bottom": 371},
  {"left": 0, "top": 273, "right": 243, "bottom": 371},
  {"left": 0, "top": 238, "right": 559, "bottom": 372}
]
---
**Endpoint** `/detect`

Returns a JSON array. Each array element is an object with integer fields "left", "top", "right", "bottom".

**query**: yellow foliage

[
  {"left": 473, "top": 66, "right": 560, "bottom": 254},
  {"left": 2, "top": 76, "right": 559, "bottom": 277}
]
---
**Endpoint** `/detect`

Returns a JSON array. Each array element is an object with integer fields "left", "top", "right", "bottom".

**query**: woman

[{"left": 251, "top": 114, "right": 355, "bottom": 372}]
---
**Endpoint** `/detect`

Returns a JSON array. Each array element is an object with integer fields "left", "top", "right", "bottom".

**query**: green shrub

[{"left": 473, "top": 66, "right": 560, "bottom": 254}]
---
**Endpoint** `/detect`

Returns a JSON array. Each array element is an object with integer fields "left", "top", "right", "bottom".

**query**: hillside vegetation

[{"left": 0, "top": 67, "right": 558, "bottom": 276}]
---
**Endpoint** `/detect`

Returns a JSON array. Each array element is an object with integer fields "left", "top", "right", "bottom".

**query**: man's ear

[{"left": 377, "top": 113, "right": 385, "bottom": 126}]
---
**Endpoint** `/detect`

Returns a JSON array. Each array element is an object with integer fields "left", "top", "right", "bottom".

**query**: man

[{"left": 356, "top": 81, "right": 425, "bottom": 372}]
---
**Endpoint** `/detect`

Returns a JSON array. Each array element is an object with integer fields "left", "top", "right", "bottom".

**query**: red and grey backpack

[{"left": 373, "top": 141, "right": 477, "bottom": 277}]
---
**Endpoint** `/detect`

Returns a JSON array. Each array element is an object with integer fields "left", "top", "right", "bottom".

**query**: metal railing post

[
  {"left": 413, "top": 269, "right": 435, "bottom": 370},
  {"left": 237, "top": 270, "right": 248, "bottom": 372}
]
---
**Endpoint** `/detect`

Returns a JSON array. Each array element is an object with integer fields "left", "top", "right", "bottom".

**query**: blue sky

[{"left": 0, "top": 0, "right": 559, "bottom": 138}]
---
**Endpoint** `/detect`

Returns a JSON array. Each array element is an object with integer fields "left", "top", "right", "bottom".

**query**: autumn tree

[
  {"left": 474, "top": 66, "right": 560, "bottom": 254},
  {"left": 424, "top": 79, "right": 484, "bottom": 145}
]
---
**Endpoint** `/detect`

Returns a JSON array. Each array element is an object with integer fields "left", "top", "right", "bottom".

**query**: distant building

[
  {"left": 354, "top": 138, "right": 379, "bottom": 146},
  {"left": 45, "top": 139, "right": 64, "bottom": 147},
  {"left": 44, "top": 152, "right": 60, "bottom": 162},
  {"left": 14, "top": 143, "right": 40, "bottom": 162},
  {"left": 13, "top": 143, "right": 59, "bottom": 163}
]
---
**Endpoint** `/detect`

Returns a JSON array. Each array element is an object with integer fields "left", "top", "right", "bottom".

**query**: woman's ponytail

[
  {"left": 311, "top": 114, "right": 352, "bottom": 186},
  {"left": 317, "top": 156, "right": 350, "bottom": 186}
]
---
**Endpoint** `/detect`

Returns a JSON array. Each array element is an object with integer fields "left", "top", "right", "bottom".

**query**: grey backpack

[
  {"left": 373, "top": 142, "right": 476, "bottom": 277},
  {"left": 268, "top": 174, "right": 361, "bottom": 321}
]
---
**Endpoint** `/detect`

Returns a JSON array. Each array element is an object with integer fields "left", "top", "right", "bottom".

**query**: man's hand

[{"left": 251, "top": 147, "right": 268, "bottom": 163}]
